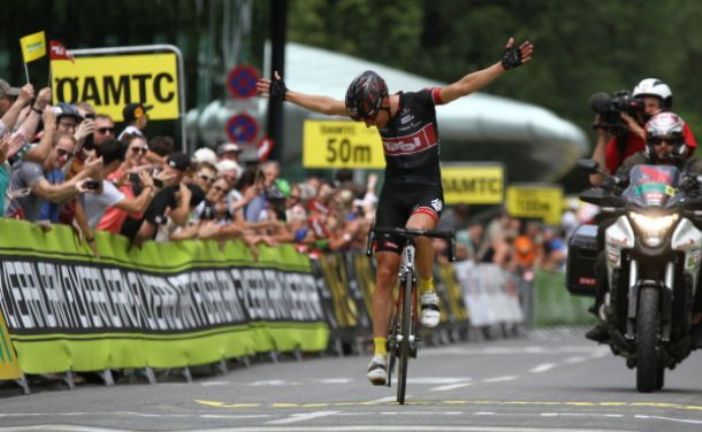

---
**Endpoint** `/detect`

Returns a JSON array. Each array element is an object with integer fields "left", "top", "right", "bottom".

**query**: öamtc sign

[{"left": 51, "top": 53, "right": 180, "bottom": 122}]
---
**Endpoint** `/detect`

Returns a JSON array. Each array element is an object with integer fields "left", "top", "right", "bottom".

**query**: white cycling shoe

[
  {"left": 366, "top": 355, "right": 388, "bottom": 386},
  {"left": 420, "top": 292, "right": 441, "bottom": 328}
]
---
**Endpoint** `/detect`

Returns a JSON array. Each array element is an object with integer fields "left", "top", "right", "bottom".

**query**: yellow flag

[{"left": 19, "top": 31, "right": 46, "bottom": 63}]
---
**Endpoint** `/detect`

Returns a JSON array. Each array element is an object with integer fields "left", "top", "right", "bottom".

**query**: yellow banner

[
  {"left": 303, "top": 120, "right": 385, "bottom": 169},
  {"left": 441, "top": 164, "right": 504, "bottom": 204},
  {"left": 506, "top": 184, "right": 564, "bottom": 225},
  {"left": 51, "top": 53, "right": 179, "bottom": 121},
  {"left": 0, "top": 311, "right": 21, "bottom": 380},
  {"left": 19, "top": 31, "right": 46, "bottom": 63}
]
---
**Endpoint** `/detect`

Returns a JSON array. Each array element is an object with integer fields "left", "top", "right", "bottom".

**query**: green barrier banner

[
  {"left": 533, "top": 270, "right": 596, "bottom": 327},
  {"left": 0, "top": 219, "right": 328, "bottom": 374}
]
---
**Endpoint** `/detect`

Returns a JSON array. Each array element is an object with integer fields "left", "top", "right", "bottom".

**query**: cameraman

[
  {"left": 589, "top": 78, "right": 697, "bottom": 186},
  {"left": 587, "top": 111, "right": 702, "bottom": 344}
]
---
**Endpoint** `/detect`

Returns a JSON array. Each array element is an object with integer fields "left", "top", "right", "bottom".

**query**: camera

[
  {"left": 589, "top": 90, "right": 646, "bottom": 135},
  {"left": 84, "top": 179, "right": 101, "bottom": 190}
]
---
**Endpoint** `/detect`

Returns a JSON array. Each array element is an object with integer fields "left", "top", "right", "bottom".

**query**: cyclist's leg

[
  {"left": 367, "top": 190, "right": 404, "bottom": 385},
  {"left": 407, "top": 188, "right": 444, "bottom": 327}
]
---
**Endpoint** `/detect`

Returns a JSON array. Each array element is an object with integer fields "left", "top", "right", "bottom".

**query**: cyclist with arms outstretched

[{"left": 257, "top": 37, "right": 534, "bottom": 385}]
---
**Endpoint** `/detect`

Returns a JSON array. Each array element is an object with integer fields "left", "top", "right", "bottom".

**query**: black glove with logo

[
  {"left": 269, "top": 76, "right": 288, "bottom": 101},
  {"left": 501, "top": 46, "right": 523, "bottom": 70}
]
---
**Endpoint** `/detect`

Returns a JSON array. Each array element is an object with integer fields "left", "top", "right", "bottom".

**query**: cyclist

[{"left": 257, "top": 37, "right": 534, "bottom": 385}]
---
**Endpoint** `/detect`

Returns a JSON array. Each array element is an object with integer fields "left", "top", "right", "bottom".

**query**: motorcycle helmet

[
  {"left": 645, "top": 111, "right": 687, "bottom": 162},
  {"left": 345, "top": 70, "right": 388, "bottom": 121},
  {"left": 633, "top": 78, "right": 673, "bottom": 109}
]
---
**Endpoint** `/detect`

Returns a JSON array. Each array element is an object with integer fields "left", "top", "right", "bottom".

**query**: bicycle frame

[{"left": 366, "top": 226, "right": 455, "bottom": 404}]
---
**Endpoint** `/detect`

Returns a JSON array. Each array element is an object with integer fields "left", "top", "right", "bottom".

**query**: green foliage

[
  {"left": 3, "top": 0, "right": 702, "bottom": 190},
  {"left": 285, "top": 0, "right": 702, "bottom": 191}
]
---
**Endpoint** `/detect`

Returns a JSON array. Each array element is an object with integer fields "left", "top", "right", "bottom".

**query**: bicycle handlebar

[{"left": 365, "top": 226, "right": 457, "bottom": 262}]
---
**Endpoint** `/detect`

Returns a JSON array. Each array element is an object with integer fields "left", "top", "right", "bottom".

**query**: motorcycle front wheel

[{"left": 636, "top": 287, "right": 661, "bottom": 393}]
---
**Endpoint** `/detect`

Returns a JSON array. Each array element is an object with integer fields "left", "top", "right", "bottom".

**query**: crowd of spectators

[
  {"left": 0, "top": 77, "right": 592, "bottom": 270},
  {"left": 0, "top": 78, "right": 380, "bottom": 257}
]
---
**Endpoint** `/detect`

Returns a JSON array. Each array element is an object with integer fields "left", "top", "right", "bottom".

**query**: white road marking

[
  {"left": 430, "top": 382, "right": 474, "bottom": 392},
  {"left": 563, "top": 356, "right": 587, "bottom": 364},
  {"left": 635, "top": 414, "right": 702, "bottom": 425},
  {"left": 407, "top": 377, "right": 472, "bottom": 384},
  {"left": 590, "top": 350, "right": 609, "bottom": 358},
  {"left": 475, "top": 411, "right": 496, "bottom": 415},
  {"left": 202, "top": 381, "right": 231, "bottom": 386},
  {"left": 249, "top": 380, "right": 296, "bottom": 386},
  {"left": 318, "top": 378, "right": 352, "bottom": 384},
  {"left": 529, "top": 363, "right": 555, "bottom": 373},
  {"left": 266, "top": 410, "right": 340, "bottom": 425},
  {"left": 482, "top": 375, "right": 518, "bottom": 383}
]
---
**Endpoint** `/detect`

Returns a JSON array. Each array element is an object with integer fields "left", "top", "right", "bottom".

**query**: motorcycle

[{"left": 566, "top": 159, "right": 702, "bottom": 392}]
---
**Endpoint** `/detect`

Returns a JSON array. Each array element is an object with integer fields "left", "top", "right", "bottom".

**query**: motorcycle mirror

[
  {"left": 580, "top": 188, "right": 625, "bottom": 207},
  {"left": 577, "top": 158, "right": 600, "bottom": 174}
]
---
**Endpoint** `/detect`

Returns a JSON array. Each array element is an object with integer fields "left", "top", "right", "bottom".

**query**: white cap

[
  {"left": 192, "top": 147, "right": 217, "bottom": 166},
  {"left": 216, "top": 159, "right": 241, "bottom": 177},
  {"left": 217, "top": 142, "right": 241, "bottom": 155}
]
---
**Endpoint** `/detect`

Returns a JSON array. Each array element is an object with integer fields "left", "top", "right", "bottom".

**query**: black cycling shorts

[{"left": 373, "top": 182, "right": 444, "bottom": 254}]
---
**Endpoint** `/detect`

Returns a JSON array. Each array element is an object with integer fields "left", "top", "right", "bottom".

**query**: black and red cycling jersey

[
  {"left": 374, "top": 88, "right": 446, "bottom": 254},
  {"left": 379, "top": 88, "right": 444, "bottom": 185}
]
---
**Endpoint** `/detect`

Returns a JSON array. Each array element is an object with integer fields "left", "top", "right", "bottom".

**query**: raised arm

[
  {"left": 1, "top": 84, "right": 34, "bottom": 130},
  {"left": 257, "top": 71, "right": 347, "bottom": 116},
  {"left": 439, "top": 38, "right": 534, "bottom": 104}
]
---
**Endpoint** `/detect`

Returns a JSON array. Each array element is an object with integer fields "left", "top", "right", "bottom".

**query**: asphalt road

[{"left": 1, "top": 328, "right": 701, "bottom": 432}]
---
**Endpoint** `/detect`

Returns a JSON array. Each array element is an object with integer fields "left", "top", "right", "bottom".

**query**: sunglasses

[
  {"left": 650, "top": 138, "right": 679, "bottom": 147},
  {"left": 56, "top": 148, "right": 74, "bottom": 158},
  {"left": 97, "top": 127, "right": 115, "bottom": 134},
  {"left": 199, "top": 174, "right": 215, "bottom": 183},
  {"left": 213, "top": 185, "right": 227, "bottom": 193},
  {"left": 131, "top": 146, "right": 148, "bottom": 154}
]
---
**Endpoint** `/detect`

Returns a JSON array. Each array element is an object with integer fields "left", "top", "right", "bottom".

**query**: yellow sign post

[
  {"left": 303, "top": 120, "right": 385, "bottom": 169},
  {"left": 506, "top": 183, "right": 564, "bottom": 225},
  {"left": 51, "top": 53, "right": 180, "bottom": 121},
  {"left": 441, "top": 163, "right": 505, "bottom": 205},
  {"left": 0, "top": 311, "right": 21, "bottom": 381}
]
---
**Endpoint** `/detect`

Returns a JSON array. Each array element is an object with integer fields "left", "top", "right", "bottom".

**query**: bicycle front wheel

[{"left": 396, "top": 273, "right": 413, "bottom": 404}]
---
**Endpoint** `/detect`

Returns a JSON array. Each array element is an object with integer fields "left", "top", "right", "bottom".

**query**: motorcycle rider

[
  {"left": 587, "top": 111, "right": 702, "bottom": 345},
  {"left": 589, "top": 78, "right": 697, "bottom": 186}
]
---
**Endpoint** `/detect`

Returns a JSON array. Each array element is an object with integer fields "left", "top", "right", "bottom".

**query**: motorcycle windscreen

[{"left": 621, "top": 165, "right": 680, "bottom": 208}]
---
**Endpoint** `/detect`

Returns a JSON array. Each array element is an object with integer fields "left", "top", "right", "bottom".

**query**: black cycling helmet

[{"left": 345, "top": 70, "right": 388, "bottom": 121}]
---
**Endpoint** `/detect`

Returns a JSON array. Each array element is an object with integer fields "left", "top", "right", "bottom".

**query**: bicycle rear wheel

[{"left": 397, "top": 273, "right": 413, "bottom": 404}]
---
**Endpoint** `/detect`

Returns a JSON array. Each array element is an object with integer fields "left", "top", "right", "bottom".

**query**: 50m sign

[
  {"left": 51, "top": 53, "right": 180, "bottom": 122},
  {"left": 303, "top": 120, "right": 385, "bottom": 169}
]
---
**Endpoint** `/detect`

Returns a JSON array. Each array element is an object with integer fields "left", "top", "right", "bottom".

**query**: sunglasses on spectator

[
  {"left": 213, "top": 185, "right": 227, "bottom": 193},
  {"left": 131, "top": 146, "right": 148, "bottom": 154},
  {"left": 97, "top": 127, "right": 115, "bottom": 134},
  {"left": 199, "top": 173, "right": 216, "bottom": 183},
  {"left": 56, "top": 148, "right": 74, "bottom": 158},
  {"left": 59, "top": 122, "right": 77, "bottom": 130}
]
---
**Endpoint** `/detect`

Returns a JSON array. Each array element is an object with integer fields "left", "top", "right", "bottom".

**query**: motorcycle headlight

[{"left": 628, "top": 212, "right": 678, "bottom": 247}]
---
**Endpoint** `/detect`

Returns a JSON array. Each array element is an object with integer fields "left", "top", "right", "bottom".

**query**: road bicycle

[{"left": 366, "top": 226, "right": 455, "bottom": 404}]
